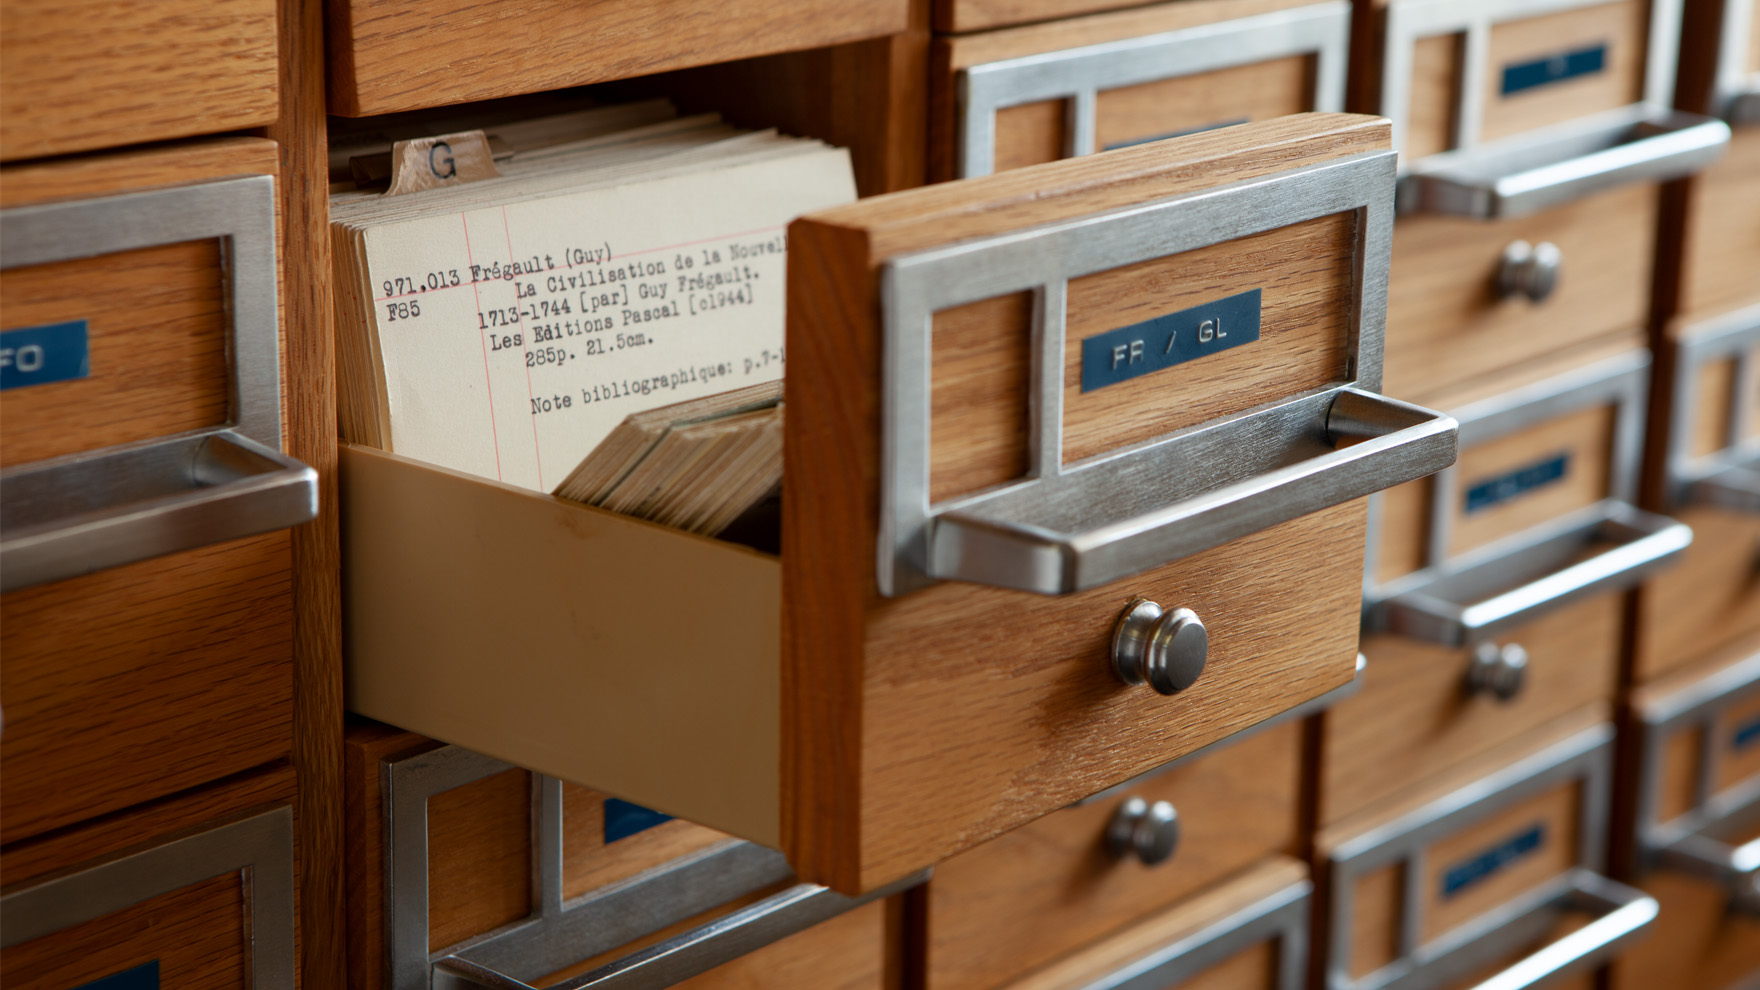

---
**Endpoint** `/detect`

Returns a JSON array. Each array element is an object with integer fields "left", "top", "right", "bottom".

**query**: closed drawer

[
  {"left": 1674, "top": 126, "right": 1760, "bottom": 320},
  {"left": 327, "top": 0, "right": 907, "bottom": 116},
  {"left": 931, "top": 0, "right": 1348, "bottom": 180},
  {"left": 927, "top": 721, "right": 1303, "bottom": 990},
  {"left": 996, "top": 857, "right": 1312, "bottom": 990},
  {"left": 344, "top": 114, "right": 1459, "bottom": 894},
  {"left": 1318, "top": 719, "right": 1656, "bottom": 990},
  {"left": 1638, "top": 305, "right": 1760, "bottom": 682},
  {"left": 347, "top": 732, "right": 901, "bottom": 990},
  {"left": 0, "top": 767, "right": 296, "bottom": 990},
  {"left": 0, "top": 0, "right": 278, "bottom": 162}
]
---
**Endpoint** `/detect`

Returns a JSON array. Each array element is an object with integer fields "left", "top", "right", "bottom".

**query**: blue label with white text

[
  {"left": 1734, "top": 714, "right": 1760, "bottom": 751},
  {"left": 604, "top": 798, "right": 672, "bottom": 843},
  {"left": 1501, "top": 44, "right": 1608, "bottom": 96},
  {"left": 1465, "top": 453, "right": 1570, "bottom": 513},
  {"left": 1443, "top": 824, "right": 1545, "bottom": 898},
  {"left": 1, "top": 319, "right": 90, "bottom": 391},
  {"left": 72, "top": 961, "right": 159, "bottom": 990},
  {"left": 1080, "top": 288, "right": 1261, "bottom": 393}
]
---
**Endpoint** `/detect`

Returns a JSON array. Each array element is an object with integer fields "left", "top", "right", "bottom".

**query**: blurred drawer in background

[
  {"left": 0, "top": 766, "right": 296, "bottom": 990},
  {"left": 1670, "top": 126, "right": 1760, "bottom": 321},
  {"left": 931, "top": 0, "right": 1347, "bottom": 180},
  {"left": 1317, "top": 717, "right": 1656, "bottom": 990},
  {"left": 0, "top": 0, "right": 278, "bottom": 162},
  {"left": 925, "top": 720, "right": 1303, "bottom": 990}
]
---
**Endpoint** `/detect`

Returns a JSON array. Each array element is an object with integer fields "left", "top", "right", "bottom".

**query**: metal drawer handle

[
  {"left": 1657, "top": 832, "right": 1760, "bottom": 916},
  {"left": 1462, "top": 871, "right": 1657, "bottom": 990},
  {"left": 1466, "top": 642, "right": 1528, "bottom": 701},
  {"left": 1111, "top": 598, "right": 1207, "bottom": 695},
  {"left": 1496, "top": 241, "right": 1560, "bottom": 303},
  {"left": 1373, "top": 502, "right": 1691, "bottom": 647},
  {"left": 1399, "top": 108, "right": 1731, "bottom": 219},
  {"left": 1107, "top": 796, "right": 1180, "bottom": 865},
  {"left": 0, "top": 432, "right": 317, "bottom": 592}
]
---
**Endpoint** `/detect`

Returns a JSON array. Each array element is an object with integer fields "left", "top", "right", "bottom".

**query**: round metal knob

[
  {"left": 1466, "top": 642, "right": 1529, "bottom": 702},
  {"left": 1111, "top": 598, "right": 1208, "bottom": 695},
  {"left": 1107, "top": 796, "right": 1180, "bottom": 865},
  {"left": 1498, "top": 240, "right": 1562, "bottom": 302}
]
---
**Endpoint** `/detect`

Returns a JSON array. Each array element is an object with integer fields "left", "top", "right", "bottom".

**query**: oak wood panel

[
  {"left": 1383, "top": 183, "right": 1654, "bottom": 402},
  {"left": 1448, "top": 405, "right": 1616, "bottom": 558},
  {"left": 0, "top": 533, "right": 294, "bottom": 845},
  {"left": 1404, "top": 33, "right": 1463, "bottom": 161},
  {"left": 1062, "top": 212, "right": 1355, "bottom": 464},
  {"left": 1612, "top": 847, "right": 1760, "bottom": 990},
  {"left": 1420, "top": 782, "right": 1581, "bottom": 941},
  {"left": 429, "top": 768, "right": 532, "bottom": 952},
  {"left": 1373, "top": 477, "right": 1435, "bottom": 585},
  {"left": 1096, "top": 57, "right": 1312, "bottom": 150},
  {"left": 1676, "top": 127, "right": 1760, "bottom": 322},
  {"left": 1655, "top": 722, "right": 1704, "bottom": 826},
  {"left": 327, "top": 0, "right": 907, "bottom": 116},
  {"left": 930, "top": 292, "right": 1033, "bottom": 503},
  {"left": 925, "top": 723, "right": 1301, "bottom": 990},
  {"left": 561, "top": 784, "right": 734, "bottom": 899},
  {"left": 1632, "top": 507, "right": 1760, "bottom": 683},
  {"left": 787, "top": 114, "right": 1388, "bottom": 892},
  {"left": 997, "top": 857, "right": 1308, "bottom": 990},
  {"left": 1318, "top": 594, "right": 1621, "bottom": 827},
  {"left": 0, "top": 138, "right": 280, "bottom": 209},
  {"left": 934, "top": 0, "right": 1315, "bottom": 33},
  {"left": 1692, "top": 355, "right": 1742, "bottom": 459},
  {"left": 344, "top": 722, "right": 440, "bottom": 990},
  {"left": 995, "top": 101, "right": 1069, "bottom": 173},
  {"left": 0, "top": 0, "right": 278, "bottom": 161},
  {"left": 1714, "top": 688, "right": 1760, "bottom": 794},
  {"left": 0, "top": 240, "right": 230, "bottom": 467},
  {"left": 1477, "top": 2, "right": 1648, "bottom": 145},
  {"left": 1348, "top": 864, "right": 1405, "bottom": 980}
]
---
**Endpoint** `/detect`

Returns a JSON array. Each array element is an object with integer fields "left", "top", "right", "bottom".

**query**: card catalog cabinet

[{"left": 343, "top": 114, "right": 1458, "bottom": 894}]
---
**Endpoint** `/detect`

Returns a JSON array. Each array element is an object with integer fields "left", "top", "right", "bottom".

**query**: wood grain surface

[
  {"left": 1628, "top": 636, "right": 1760, "bottom": 830},
  {"left": 1419, "top": 782, "right": 1581, "bottom": 940},
  {"left": 1346, "top": 864, "right": 1404, "bottom": 980},
  {"left": 785, "top": 114, "right": 1388, "bottom": 892},
  {"left": 1674, "top": 126, "right": 1760, "bottom": 323},
  {"left": 327, "top": 0, "right": 907, "bottom": 116},
  {"left": 1477, "top": 1, "right": 1647, "bottom": 145},
  {"left": 996, "top": 857, "right": 1308, "bottom": 990},
  {"left": 343, "top": 722, "right": 439, "bottom": 990},
  {"left": 1318, "top": 593, "right": 1621, "bottom": 827},
  {"left": 1632, "top": 506, "right": 1760, "bottom": 683},
  {"left": 1611, "top": 843, "right": 1760, "bottom": 990},
  {"left": 429, "top": 768, "right": 532, "bottom": 952},
  {"left": 0, "top": 0, "right": 278, "bottom": 161},
  {"left": 1382, "top": 183, "right": 1653, "bottom": 402},
  {"left": 925, "top": 722, "right": 1301, "bottom": 990},
  {"left": 0, "top": 138, "right": 280, "bottom": 208},
  {"left": 0, "top": 533, "right": 294, "bottom": 845},
  {"left": 929, "top": 291, "right": 1033, "bottom": 503},
  {"left": 934, "top": 0, "right": 1315, "bottom": 34}
]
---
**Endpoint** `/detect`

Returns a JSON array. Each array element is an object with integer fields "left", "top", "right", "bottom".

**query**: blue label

[
  {"left": 1, "top": 319, "right": 90, "bottom": 391},
  {"left": 73, "top": 961, "right": 159, "bottom": 990},
  {"left": 1443, "top": 824, "right": 1545, "bottom": 899},
  {"left": 603, "top": 798, "right": 672, "bottom": 843},
  {"left": 1080, "top": 288, "right": 1261, "bottom": 393},
  {"left": 1103, "top": 118, "right": 1249, "bottom": 151},
  {"left": 1734, "top": 714, "right": 1760, "bottom": 750},
  {"left": 1464, "top": 453, "right": 1570, "bottom": 514},
  {"left": 1501, "top": 44, "right": 1608, "bottom": 96}
]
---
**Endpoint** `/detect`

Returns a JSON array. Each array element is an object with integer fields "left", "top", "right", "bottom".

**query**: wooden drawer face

[
  {"left": 1320, "top": 594, "right": 1619, "bottom": 826},
  {"left": 1610, "top": 864, "right": 1760, "bottom": 990},
  {"left": 0, "top": 0, "right": 278, "bottom": 162},
  {"left": 0, "top": 532, "right": 294, "bottom": 845},
  {"left": 0, "top": 768, "right": 296, "bottom": 990},
  {"left": 931, "top": 0, "right": 1344, "bottom": 181},
  {"left": 328, "top": 0, "right": 907, "bottom": 116},
  {"left": 1382, "top": 183, "right": 1653, "bottom": 401},
  {"left": 926, "top": 722, "right": 1301, "bottom": 990},
  {"left": 1678, "top": 127, "right": 1760, "bottom": 330},
  {"left": 1635, "top": 507, "right": 1760, "bottom": 682}
]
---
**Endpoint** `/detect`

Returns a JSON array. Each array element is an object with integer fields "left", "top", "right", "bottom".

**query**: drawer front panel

[
  {"left": 1321, "top": 593, "right": 1619, "bottom": 826},
  {"left": 927, "top": 722, "right": 1301, "bottom": 990},
  {"left": 1679, "top": 126, "right": 1760, "bottom": 321},
  {"left": 1610, "top": 866, "right": 1760, "bottom": 990},
  {"left": 329, "top": 0, "right": 907, "bottom": 116},
  {"left": 1382, "top": 184, "right": 1654, "bottom": 401},
  {"left": 0, "top": 533, "right": 294, "bottom": 845},
  {"left": 0, "top": 0, "right": 278, "bottom": 161},
  {"left": 1636, "top": 506, "right": 1760, "bottom": 683}
]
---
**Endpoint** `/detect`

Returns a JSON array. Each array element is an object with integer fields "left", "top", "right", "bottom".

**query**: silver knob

[
  {"left": 1466, "top": 642, "right": 1528, "bottom": 701},
  {"left": 1498, "top": 240, "right": 1562, "bottom": 302},
  {"left": 1111, "top": 598, "right": 1207, "bottom": 695},
  {"left": 1107, "top": 796, "right": 1180, "bottom": 865}
]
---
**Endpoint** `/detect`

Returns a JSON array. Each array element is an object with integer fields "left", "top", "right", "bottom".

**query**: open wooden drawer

[{"left": 343, "top": 114, "right": 1458, "bottom": 894}]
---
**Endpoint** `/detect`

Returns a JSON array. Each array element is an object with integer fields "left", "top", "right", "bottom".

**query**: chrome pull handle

[
  {"left": 1111, "top": 598, "right": 1207, "bottom": 694},
  {"left": 1657, "top": 833, "right": 1760, "bottom": 916},
  {"left": 1107, "top": 796, "right": 1180, "bottom": 866},
  {"left": 1497, "top": 241, "right": 1561, "bottom": 302},
  {"left": 1466, "top": 642, "right": 1528, "bottom": 701},
  {"left": 1461, "top": 871, "right": 1657, "bottom": 990}
]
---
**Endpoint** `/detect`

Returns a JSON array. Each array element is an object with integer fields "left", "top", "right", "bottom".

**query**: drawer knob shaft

[
  {"left": 1111, "top": 598, "right": 1207, "bottom": 695},
  {"left": 1107, "top": 796, "right": 1180, "bottom": 865},
  {"left": 1498, "top": 240, "right": 1562, "bottom": 303},
  {"left": 1467, "top": 642, "right": 1528, "bottom": 701}
]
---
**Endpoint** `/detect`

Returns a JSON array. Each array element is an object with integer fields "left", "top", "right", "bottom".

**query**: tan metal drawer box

[
  {"left": 344, "top": 115, "right": 1458, "bottom": 894},
  {"left": 0, "top": 0, "right": 278, "bottom": 162},
  {"left": 931, "top": 0, "right": 1349, "bottom": 180},
  {"left": 0, "top": 768, "right": 296, "bottom": 989},
  {"left": 1317, "top": 719, "right": 1656, "bottom": 990},
  {"left": 926, "top": 719, "right": 1307, "bottom": 990}
]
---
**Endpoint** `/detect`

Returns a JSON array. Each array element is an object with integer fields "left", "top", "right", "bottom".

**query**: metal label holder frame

[
  {"left": 955, "top": 1, "right": 1350, "bottom": 178},
  {"left": 0, "top": 176, "right": 317, "bottom": 591},
  {"left": 1716, "top": 0, "right": 1760, "bottom": 124},
  {"left": 0, "top": 806, "right": 296, "bottom": 987},
  {"left": 1382, "top": 0, "right": 1731, "bottom": 217},
  {"left": 1064, "top": 875, "right": 1311, "bottom": 990},
  {"left": 1366, "top": 351, "right": 1692, "bottom": 646},
  {"left": 1666, "top": 300, "right": 1760, "bottom": 512},
  {"left": 382, "top": 744, "right": 916, "bottom": 990},
  {"left": 1324, "top": 724, "right": 1657, "bottom": 990},
  {"left": 879, "top": 149, "right": 1458, "bottom": 596}
]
